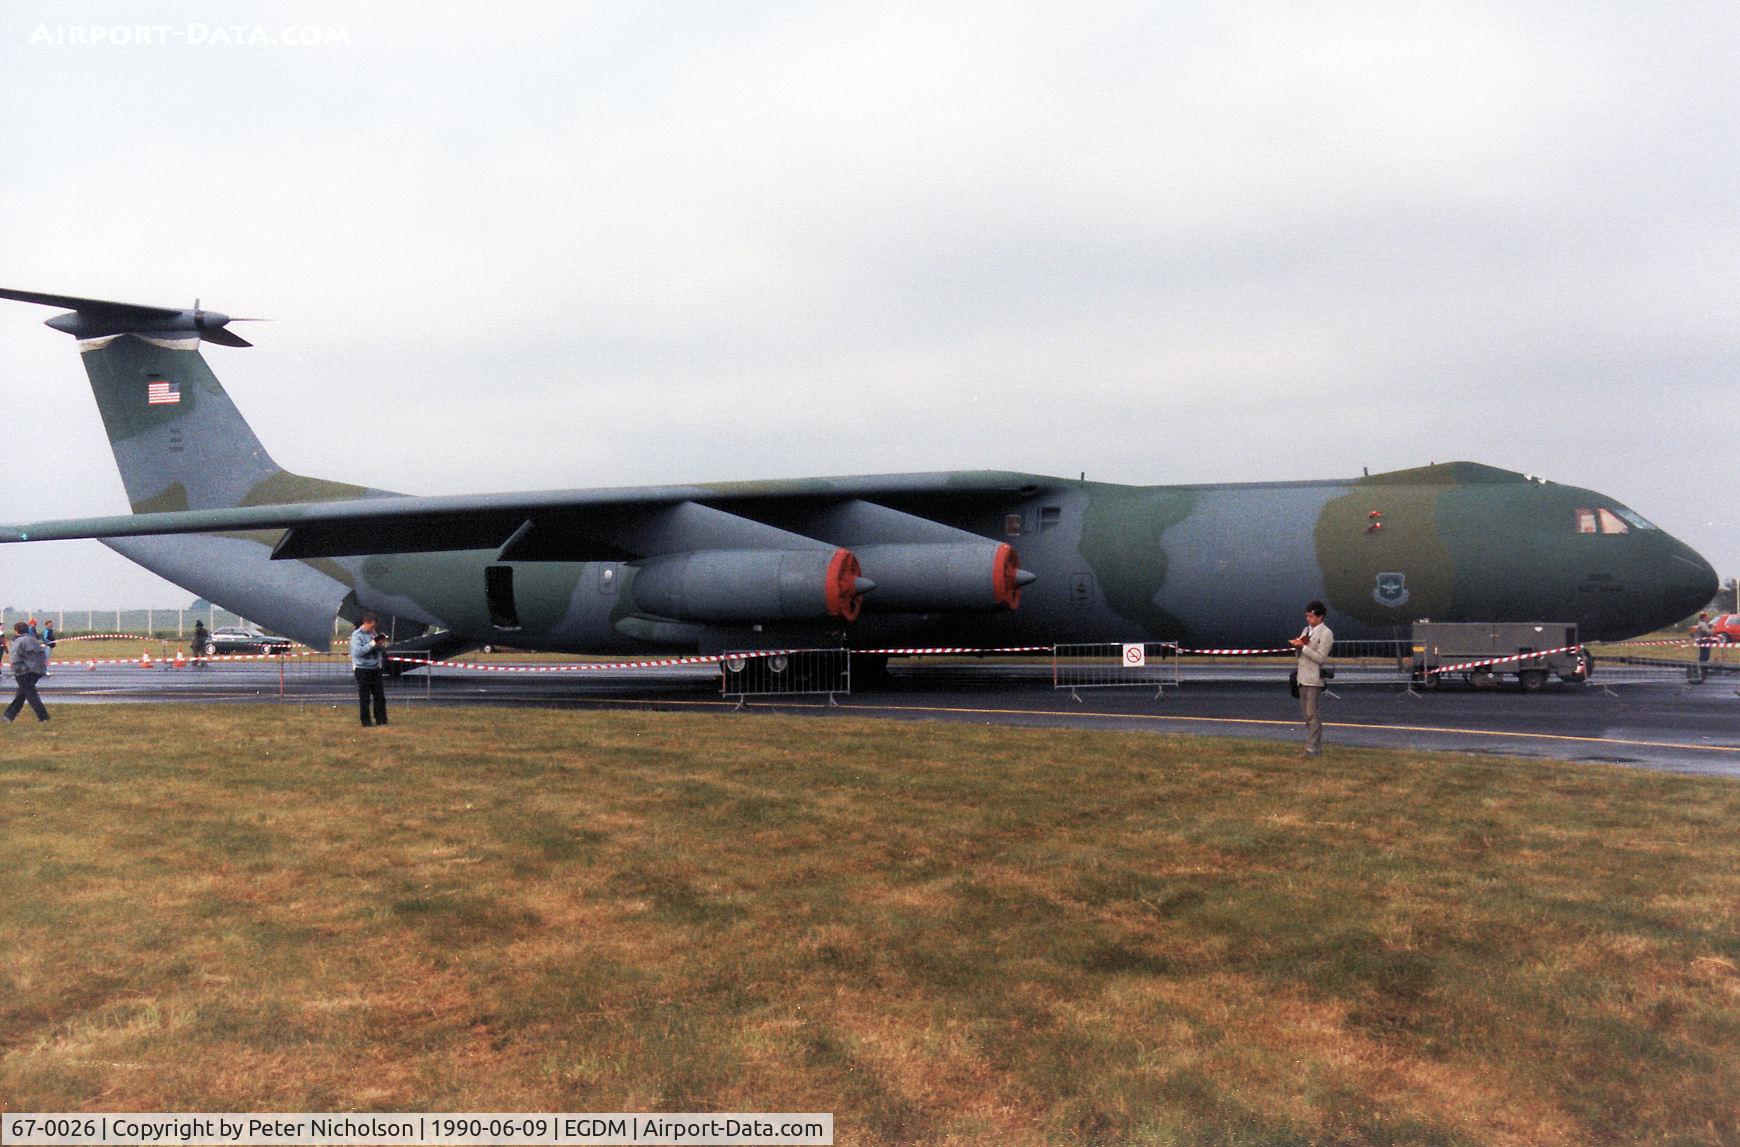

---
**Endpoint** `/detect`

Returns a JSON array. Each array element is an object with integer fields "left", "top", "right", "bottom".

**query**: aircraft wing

[{"left": 0, "top": 470, "right": 1059, "bottom": 561}]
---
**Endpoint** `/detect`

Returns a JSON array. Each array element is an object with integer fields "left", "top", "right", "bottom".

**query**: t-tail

[{"left": 0, "top": 289, "right": 384, "bottom": 647}]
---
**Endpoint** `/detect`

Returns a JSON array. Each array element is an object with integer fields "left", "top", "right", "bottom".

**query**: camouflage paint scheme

[{"left": 0, "top": 318, "right": 1717, "bottom": 655}]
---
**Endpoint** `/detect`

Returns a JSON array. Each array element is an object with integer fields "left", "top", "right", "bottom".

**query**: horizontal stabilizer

[
  {"left": 0, "top": 287, "right": 264, "bottom": 347},
  {"left": 0, "top": 288, "right": 183, "bottom": 318}
]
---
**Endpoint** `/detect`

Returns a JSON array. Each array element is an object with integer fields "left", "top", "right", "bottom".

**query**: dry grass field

[{"left": 2, "top": 705, "right": 1737, "bottom": 1145}]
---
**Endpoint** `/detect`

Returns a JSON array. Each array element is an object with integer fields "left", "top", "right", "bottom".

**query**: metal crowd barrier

[
  {"left": 57, "top": 633, "right": 1730, "bottom": 705},
  {"left": 1304, "top": 639, "right": 1410, "bottom": 690},
  {"left": 1579, "top": 640, "right": 1740, "bottom": 694},
  {"left": 719, "top": 649, "right": 851, "bottom": 705},
  {"left": 231, "top": 649, "right": 435, "bottom": 703},
  {"left": 1051, "top": 642, "right": 1182, "bottom": 698}
]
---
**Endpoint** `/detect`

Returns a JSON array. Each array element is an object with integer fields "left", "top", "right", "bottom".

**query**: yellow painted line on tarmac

[{"left": 577, "top": 695, "right": 1740, "bottom": 756}]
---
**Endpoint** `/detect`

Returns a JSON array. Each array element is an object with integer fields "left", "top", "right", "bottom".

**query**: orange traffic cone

[
  {"left": 173, "top": 648, "right": 186, "bottom": 669},
  {"left": 139, "top": 650, "right": 153, "bottom": 669},
  {"left": 86, "top": 660, "right": 96, "bottom": 671}
]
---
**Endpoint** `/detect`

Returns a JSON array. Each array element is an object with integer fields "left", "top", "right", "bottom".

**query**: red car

[{"left": 1710, "top": 614, "right": 1740, "bottom": 644}]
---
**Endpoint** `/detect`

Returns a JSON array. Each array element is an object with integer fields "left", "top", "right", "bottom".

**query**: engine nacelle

[
  {"left": 631, "top": 547, "right": 865, "bottom": 623},
  {"left": 854, "top": 542, "right": 1026, "bottom": 612}
]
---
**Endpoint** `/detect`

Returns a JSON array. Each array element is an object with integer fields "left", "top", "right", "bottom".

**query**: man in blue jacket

[{"left": 349, "top": 613, "right": 390, "bottom": 727}]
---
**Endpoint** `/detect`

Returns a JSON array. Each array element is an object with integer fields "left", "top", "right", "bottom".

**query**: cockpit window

[
  {"left": 1575, "top": 507, "right": 1646, "bottom": 534},
  {"left": 1613, "top": 506, "right": 1657, "bottom": 530}
]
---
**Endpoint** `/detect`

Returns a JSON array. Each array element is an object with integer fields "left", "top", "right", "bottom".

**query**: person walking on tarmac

[
  {"left": 5, "top": 621, "right": 50, "bottom": 723},
  {"left": 1289, "top": 600, "right": 1334, "bottom": 756},
  {"left": 350, "top": 613, "right": 390, "bottom": 727},
  {"left": 192, "top": 618, "right": 210, "bottom": 666}
]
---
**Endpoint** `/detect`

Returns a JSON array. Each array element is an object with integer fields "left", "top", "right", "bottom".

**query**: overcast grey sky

[{"left": 0, "top": 1, "right": 1735, "bottom": 611}]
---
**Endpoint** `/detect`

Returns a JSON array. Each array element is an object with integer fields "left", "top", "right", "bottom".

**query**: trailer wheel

[{"left": 1519, "top": 669, "right": 1547, "bottom": 692}]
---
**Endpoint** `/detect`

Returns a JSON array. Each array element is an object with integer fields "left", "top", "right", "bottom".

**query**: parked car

[
  {"left": 1709, "top": 614, "right": 1740, "bottom": 644},
  {"left": 203, "top": 626, "right": 293, "bottom": 655}
]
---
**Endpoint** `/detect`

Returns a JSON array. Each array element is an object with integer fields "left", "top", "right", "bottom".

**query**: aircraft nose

[{"left": 1661, "top": 539, "right": 1718, "bottom": 621}]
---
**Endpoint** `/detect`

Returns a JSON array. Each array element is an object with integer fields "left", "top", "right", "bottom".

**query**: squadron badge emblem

[{"left": 1373, "top": 571, "right": 1410, "bottom": 607}]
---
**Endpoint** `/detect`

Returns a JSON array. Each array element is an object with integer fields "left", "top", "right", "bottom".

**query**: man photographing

[
  {"left": 349, "top": 613, "right": 390, "bottom": 727},
  {"left": 1289, "top": 600, "right": 1334, "bottom": 756}
]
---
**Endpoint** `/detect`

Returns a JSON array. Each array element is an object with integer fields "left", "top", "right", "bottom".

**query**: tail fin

[
  {"left": 0, "top": 288, "right": 379, "bottom": 511},
  {"left": 78, "top": 333, "right": 374, "bottom": 512},
  {"left": 1, "top": 289, "right": 384, "bottom": 648}
]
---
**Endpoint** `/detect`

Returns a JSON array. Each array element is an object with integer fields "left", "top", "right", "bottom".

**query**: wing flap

[{"left": 271, "top": 510, "right": 530, "bottom": 559}]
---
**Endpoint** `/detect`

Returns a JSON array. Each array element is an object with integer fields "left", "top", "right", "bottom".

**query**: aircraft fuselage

[{"left": 335, "top": 465, "right": 1715, "bottom": 653}]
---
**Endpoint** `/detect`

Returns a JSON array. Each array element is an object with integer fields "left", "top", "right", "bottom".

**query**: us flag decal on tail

[{"left": 147, "top": 379, "right": 180, "bottom": 405}]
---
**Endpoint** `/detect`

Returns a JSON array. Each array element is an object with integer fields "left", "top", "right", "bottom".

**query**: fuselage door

[{"left": 486, "top": 564, "right": 521, "bottom": 630}]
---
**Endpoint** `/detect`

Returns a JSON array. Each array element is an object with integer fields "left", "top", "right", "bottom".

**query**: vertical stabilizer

[
  {"left": 80, "top": 334, "right": 299, "bottom": 512},
  {"left": 0, "top": 288, "right": 389, "bottom": 648},
  {"left": 0, "top": 287, "right": 382, "bottom": 511}
]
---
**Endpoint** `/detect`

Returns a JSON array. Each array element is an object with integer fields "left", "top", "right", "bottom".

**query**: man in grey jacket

[
  {"left": 5, "top": 620, "right": 49, "bottom": 723},
  {"left": 1288, "top": 600, "right": 1334, "bottom": 756},
  {"left": 349, "top": 613, "right": 389, "bottom": 727}
]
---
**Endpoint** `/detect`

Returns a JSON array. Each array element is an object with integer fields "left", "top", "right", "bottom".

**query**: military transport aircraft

[{"left": 0, "top": 288, "right": 1718, "bottom": 662}]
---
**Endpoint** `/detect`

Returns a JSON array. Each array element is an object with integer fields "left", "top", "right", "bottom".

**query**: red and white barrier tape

[
  {"left": 386, "top": 649, "right": 804, "bottom": 674},
  {"left": 40, "top": 636, "right": 1714, "bottom": 676},
  {"left": 43, "top": 634, "right": 315, "bottom": 647},
  {"left": 861, "top": 645, "right": 1051, "bottom": 655},
  {"left": 388, "top": 645, "right": 1054, "bottom": 673},
  {"left": 44, "top": 649, "right": 326, "bottom": 669},
  {"left": 1428, "top": 643, "right": 1586, "bottom": 676},
  {"left": 1593, "top": 640, "right": 1733, "bottom": 650}
]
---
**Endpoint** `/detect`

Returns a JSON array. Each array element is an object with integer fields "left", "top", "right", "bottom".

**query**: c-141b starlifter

[{"left": 0, "top": 288, "right": 1717, "bottom": 664}]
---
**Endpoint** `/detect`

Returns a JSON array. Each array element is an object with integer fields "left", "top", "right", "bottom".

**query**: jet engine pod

[
  {"left": 854, "top": 542, "right": 1030, "bottom": 612},
  {"left": 631, "top": 547, "right": 867, "bottom": 623}
]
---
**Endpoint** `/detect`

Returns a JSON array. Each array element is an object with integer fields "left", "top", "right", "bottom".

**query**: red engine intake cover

[
  {"left": 825, "top": 548, "right": 865, "bottom": 622},
  {"left": 992, "top": 543, "right": 1024, "bottom": 610}
]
